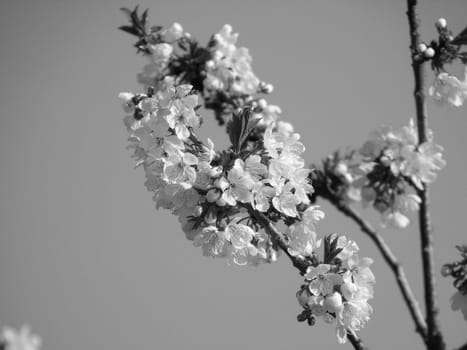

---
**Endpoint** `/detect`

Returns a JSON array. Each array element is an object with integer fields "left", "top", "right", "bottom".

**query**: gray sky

[{"left": 0, "top": 0, "right": 466, "bottom": 349}]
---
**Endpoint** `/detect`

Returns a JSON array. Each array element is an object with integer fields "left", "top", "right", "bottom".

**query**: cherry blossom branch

[
  {"left": 245, "top": 205, "right": 369, "bottom": 350},
  {"left": 323, "top": 194, "right": 428, "bottom": 341},
  {"left": 406, "top": 1, "right": 446, "bottom": 349}
]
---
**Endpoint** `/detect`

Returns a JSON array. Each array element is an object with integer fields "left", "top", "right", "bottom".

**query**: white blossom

[{"left": 429, "top": 67, "right": 467, "bottom": 107}]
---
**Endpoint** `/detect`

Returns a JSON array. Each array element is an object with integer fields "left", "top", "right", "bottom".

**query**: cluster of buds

[
  {"left": 312, "top": 120, "right": 445, "bottom": 228},
  {"left": 442, "top": 245, "right": 467, "bottom": 320},
  {"left": 296, "top": 235, "right": 375, "bottom": 344}
]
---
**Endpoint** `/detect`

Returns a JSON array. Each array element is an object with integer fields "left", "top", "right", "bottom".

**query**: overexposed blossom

[{"left": 1, "top": 325, "right": 41, "bottom": 350}]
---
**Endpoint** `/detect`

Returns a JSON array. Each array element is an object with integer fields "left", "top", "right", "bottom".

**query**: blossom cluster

[
  {"left": 0, "top": 325, "right": 41, "bottom": 350},
  {"left": 313, "top": 120, "right": 445, "bottom": 228},
  {"left": 120, "top": 8, "right": 280, "bottom": 129},
  {"left": 422, "top": 17, "right": 467, "bottom": 107},
  {"left": 119, "top": 80, "right": 324, "bottom": 266},
  {"left": 442, "top": 245, "right": 467, "bottom": 321},
  {"left": 296, "top": 235, "right": 375, "bottom": 344}
]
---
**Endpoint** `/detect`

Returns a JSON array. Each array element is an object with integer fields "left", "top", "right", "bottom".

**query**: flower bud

[
  {"left": 335, "top": 162, "right": 348, "bottom": 176},
  {"left": 204, "top": 208, "right": 217, "bottom": 225},
  {"left": 163, "top": 22, "right": 183, "bottom": 42},
  {"left": 205, "top": 60, "right": 215, "bottom": 69},
  {"left": 257, "top": 98, "right": 267, "bottom": 110},
  {"left": 417, "top": 43, "right": 427, "bottom": 53},
  {"left": 192, "top": 205, "right": 203, "bottom": 217},
  {"left": 296, "top": 288, "right": 310, "bottom": 308},
  {"left": 424, "top": 47, "right": 435, "bottom": 58},
  {"left": 435, "top": 18, "right": 447, "bottom": 30},
  {"left": 206, "top": 188, "right": 221, "bottom": 203},
  {"left": 380, "top": 155, "right": 391, "bottom": 166},
  {"left": 324, "top": 292, "right": 343, "bottom": 313},
  {"left": 264, "top": 83, "right": 274, "bottom": 94},
  {"left": 209, "top": 166, "right": 223, "bottom": 178}
]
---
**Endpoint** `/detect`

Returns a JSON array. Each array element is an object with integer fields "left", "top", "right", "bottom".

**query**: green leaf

[
  {"left": 452, "top": 25, "right": 467, "bottom": 46},
  {"left": 118, "top": 25, "right": 141, "bottom": 37}
]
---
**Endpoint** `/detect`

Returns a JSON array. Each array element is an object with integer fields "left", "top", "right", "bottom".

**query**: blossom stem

[
  {"left": 324, "top": 195, "right": 428, "bottom": 341},
  {"left": 406, "top": 1, "right": 446, "bottom": 349},
  {"left": 245, "top": 205, "right": 369, "bottom": 350}
]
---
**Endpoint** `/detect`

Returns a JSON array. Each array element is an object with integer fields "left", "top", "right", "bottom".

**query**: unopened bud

[
  {"left": 424, "top": 47, "right": 435, "bottom": 58},
  {"left": 335, "top": 162, "right": 348, "bottom": 176},
  {"left": 193, "top": 205, "right": 203, "bottom": 217},
  {"left": 264, "top": 83, "right": 274, "bottom": 94},
  {"left": 204, "top": 208, "right": 217, "bottom": 225},
  {"left": 296, "top": 288, "right": 310, "bottom": 308},
  {"left": 417, "top": 43, "right": 427, "bottom": 53},
  {"left": 257, "top": 98, "right": 267, "bottom": 110},
  {"left": 380, "top": 155, "right": 391, "bottom": 166},
  {"left": 209, "top": 166, "right": 223, "bottom": 178},
  {"left": 206, "top": 188, "right": 221, "bottom": 203},
  {"left": 435, "top": 18, "right": 447, "bottom": 30}
]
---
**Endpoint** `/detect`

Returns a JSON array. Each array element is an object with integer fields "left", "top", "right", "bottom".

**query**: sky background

[{"left": 0, "top": 0, "right": 466, "bottom": 349}]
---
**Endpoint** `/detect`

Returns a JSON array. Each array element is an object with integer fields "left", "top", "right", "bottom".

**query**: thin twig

[
  {"left": 406, "top": 1, "right": 445, "bottom": 348},
  {"left": 324, "top": 195, "right": 428, "bottom": 340},
  {"left": 245, "top": 205, "right": 369, "bottom": 350}
]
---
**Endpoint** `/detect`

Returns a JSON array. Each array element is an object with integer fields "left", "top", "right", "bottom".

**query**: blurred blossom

[
  {"left": 1, "top": 326, "right": 41, "bottom": 350},
  {"left": 429, "top": 67, "right": 467, "bottom": 107}
]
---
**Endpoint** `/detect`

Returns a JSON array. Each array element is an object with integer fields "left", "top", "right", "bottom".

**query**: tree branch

[
  {"left": 347, "top": 329, "right": 369, "bottom": 350},
  {"left": 245, "top": 205, "right": 309, "bottom": 274},
  {"left": 324, "top": 195, "right": 428, "bottom": 341},
  {"left": 406, "top": 1, "right": 445, "bottom": 349},
  {"left": 245, "top": 205, "right": 369, "bottom": 350}
]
